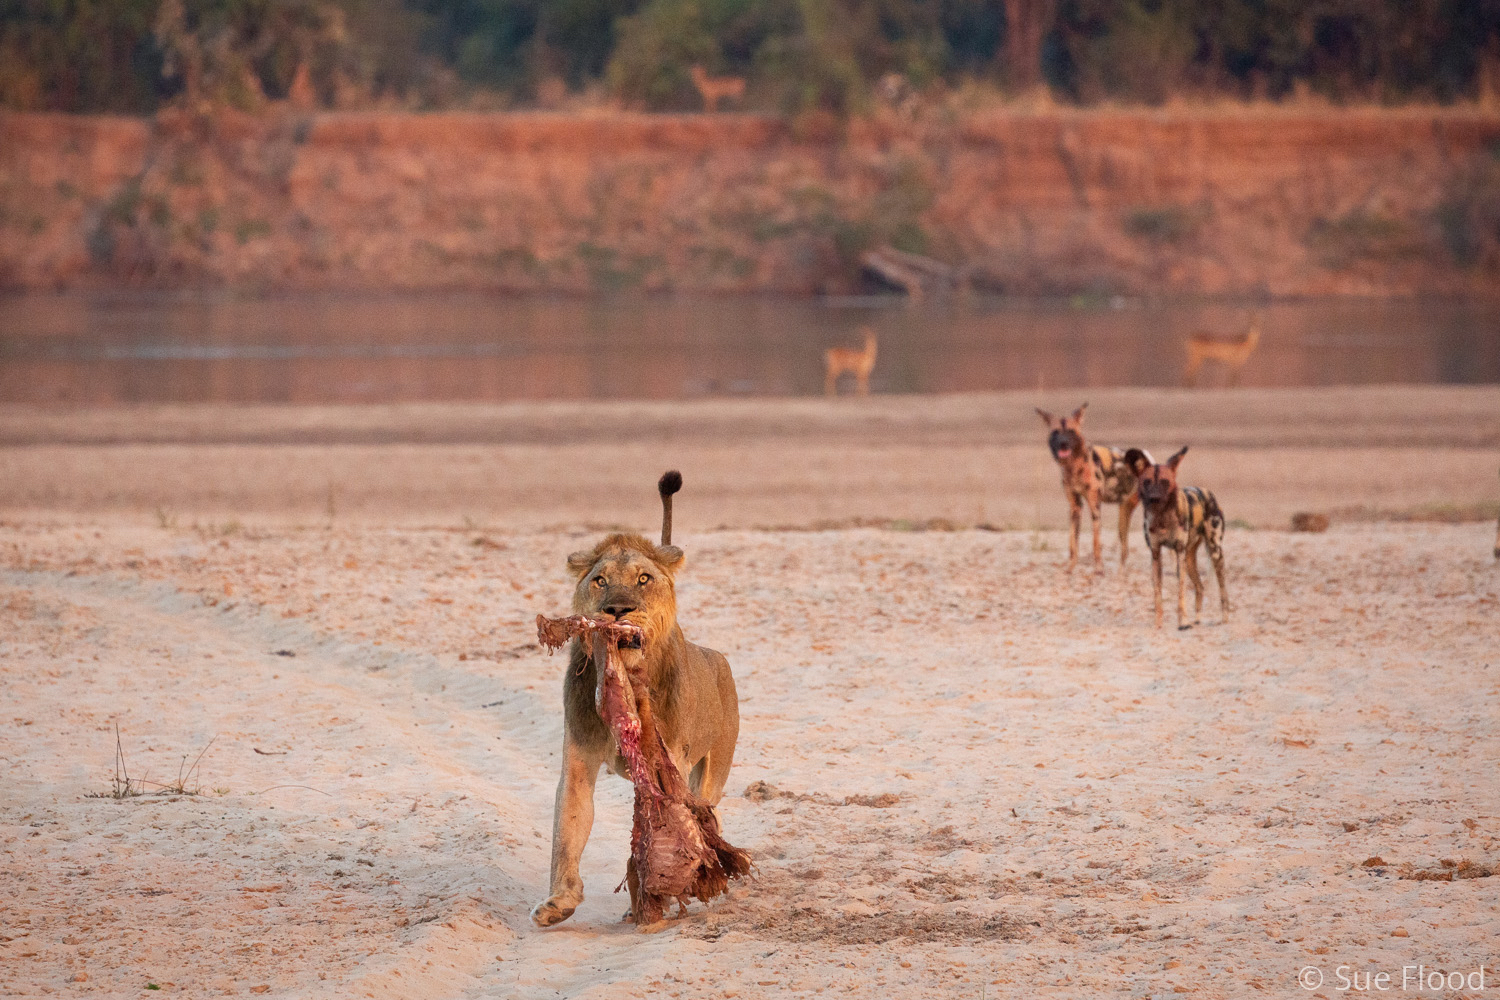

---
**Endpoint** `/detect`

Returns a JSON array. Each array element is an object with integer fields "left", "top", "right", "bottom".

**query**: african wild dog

[
  {"left": 1125, "top": 446, "right": 1229, "bottom": 630},
  {"left": 1036, "top": 403, "right": 1150, "bottom": 570}
]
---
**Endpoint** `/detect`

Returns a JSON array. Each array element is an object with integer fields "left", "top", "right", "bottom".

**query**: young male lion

[{"left": 531, "top": 472, "right": 740, "bottom": 928}]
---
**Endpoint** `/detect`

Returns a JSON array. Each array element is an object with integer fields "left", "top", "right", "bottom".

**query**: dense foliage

[{"left": 3, "top": 0, "right": 1499, "bottom": 113}]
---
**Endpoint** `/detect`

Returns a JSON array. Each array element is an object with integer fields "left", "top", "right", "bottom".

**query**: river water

[{"left": 1, "top": 293, "right": 1496, "bottom": 404}]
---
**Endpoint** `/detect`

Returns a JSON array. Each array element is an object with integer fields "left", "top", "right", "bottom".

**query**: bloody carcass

[{"left": 536, "top": 613, "right": 751, "bottom": 925}]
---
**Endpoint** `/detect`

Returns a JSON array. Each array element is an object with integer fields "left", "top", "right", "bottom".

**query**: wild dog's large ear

[
  {"left": 1166, "top": 445, "right": 1189, "bottom": 470},
  {"left": 1071, "top": 402, "right": 1088, "bottom": 424},
  {"left": 1123, "top": 448, "right": 1151, "bottom": 475},
  {"left": 654, "top": 545, "right": 685, "bottom": 572},
  {"left": 566, "top": 550, "right": 597, "bottom": 579},
  {"left": 1035, "top": 407, "right": 1055, "bottom": 426}
]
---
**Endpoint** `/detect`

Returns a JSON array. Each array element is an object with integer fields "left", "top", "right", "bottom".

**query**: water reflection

[{"left": 0, "top": 293, "right": 1495, "bottom": 405}]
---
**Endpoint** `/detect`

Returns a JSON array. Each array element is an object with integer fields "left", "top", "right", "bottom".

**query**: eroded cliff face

[{"left": 3, "top": 106, "right": 1498, "bottom": 296}]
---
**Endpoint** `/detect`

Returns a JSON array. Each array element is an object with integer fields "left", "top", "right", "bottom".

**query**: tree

[{"left": 1003, "top": 0, "right": 1056, "bottom": 89}]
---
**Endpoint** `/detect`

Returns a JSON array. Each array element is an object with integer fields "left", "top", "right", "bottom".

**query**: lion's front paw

[{"left": 530, "top": 897, "right": 578, "bottom": 928}]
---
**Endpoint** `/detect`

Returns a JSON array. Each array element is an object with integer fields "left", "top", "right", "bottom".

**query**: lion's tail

[{"left": 658, "top": 470, "right": 682, "bottom": 546}]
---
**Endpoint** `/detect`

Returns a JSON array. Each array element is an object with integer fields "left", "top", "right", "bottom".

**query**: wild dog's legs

[
  {"left": 1184, "top": 542, "right": 1205, "bottom": 625},
  {"left": 1151, "top": 545, "right": 1165, "bottom": 628},
  {"left": 1175, "top": 547, "right": 1189, "bottom": 629},
  {"left": 1205, "top": 518, "right": 1230, "bottom": 621},
  {"left": 1087, "top": 493, "right": 1104, "bottom": 570},
  {"left": 824, "top": 367, "right": 837, "bottom": 397},
  {"left": 531, "top": 746, "right": 601, "bottom": 927},
  {"left": 1118, "top": 493, "right": 1139, "bottom": 567},
  {"left": 1068, "top": 493, "right": 1083, "bottom": 570},
  {"left": 855, "top": 371, "right": 870, "bottom": 396}
]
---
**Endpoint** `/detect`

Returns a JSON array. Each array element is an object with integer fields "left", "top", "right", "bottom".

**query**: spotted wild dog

[
  {"left": 1036, "top": 403, "right": 1150, "bottom": 570},
  {"left": 1125, "top": 446, "right": 1229, "bottom": 630}
]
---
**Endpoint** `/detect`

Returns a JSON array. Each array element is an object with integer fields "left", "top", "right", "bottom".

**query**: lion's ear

[
  {"left": 566, "top": 550, "right": 596, "bottom": 578},
  {"left": 654, "top": 545, "right": 685, "bottom": 572}
]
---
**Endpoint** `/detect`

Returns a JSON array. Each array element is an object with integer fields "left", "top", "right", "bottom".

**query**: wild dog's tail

[{"left": 658, "top": 470, "right": 683, "bottom": 546}]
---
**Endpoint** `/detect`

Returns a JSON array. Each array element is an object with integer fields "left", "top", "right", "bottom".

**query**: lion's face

[{"left": 567, "top": 533, "right": 684, "bottom": 653}]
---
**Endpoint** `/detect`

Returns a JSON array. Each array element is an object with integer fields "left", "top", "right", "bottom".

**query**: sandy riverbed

[
  {"left": 3, "top": 386, "right": 1498, "bottom": 530},
  {"left": 1, "top": 388, "right": 1498, "bottom": 998}
]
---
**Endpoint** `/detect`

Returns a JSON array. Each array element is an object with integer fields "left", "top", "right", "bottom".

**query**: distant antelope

[
  {"left": 287, "top": 62, "right": 316, "bottom": 109},
  {"left": 824, "top": 328, "right": 877, "bottom": 397},
  {"left": 1184, "top": 314, "right": 1261, "bottom": 387},
  {"left": 690, "top": 65, "right": 745, "bottom": 111}
]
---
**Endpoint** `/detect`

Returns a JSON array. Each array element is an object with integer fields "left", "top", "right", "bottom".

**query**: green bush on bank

[{"left": 1, "top": 0, "right": 1498, "bottom": 114}]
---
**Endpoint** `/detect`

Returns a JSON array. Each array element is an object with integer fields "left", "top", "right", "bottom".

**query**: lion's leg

[
  {"left": 531, "top": 746, "right": 600, "bottom": 927},
  {"left": 697, "top": 744, "right": 737, "bottom": 808},
  {"left": 687, "top": 756, "right": 708, "bottom": 797}
]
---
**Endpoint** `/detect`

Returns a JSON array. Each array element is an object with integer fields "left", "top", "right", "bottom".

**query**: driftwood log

[
  {"left": 536, "top": 614, "right": 751, "bottom": 925},
  {"left": 860, "top": 245, "right": 968, "bottom": 298}
]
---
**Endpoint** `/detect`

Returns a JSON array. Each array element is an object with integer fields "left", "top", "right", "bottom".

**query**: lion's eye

[
  {"left": 592, "top": 576, "right": 606, "bottom": 587},
  {"left": 637, "top": 573, "right": 652, "bottom": 586}
]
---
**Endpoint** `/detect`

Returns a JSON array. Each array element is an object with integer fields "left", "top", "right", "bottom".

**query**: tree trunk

[{"left": 1003, "top": 0, "right": 1057, "bottom": 90}]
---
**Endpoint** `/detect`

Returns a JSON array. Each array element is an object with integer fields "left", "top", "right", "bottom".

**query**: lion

[{"left": 530, "top": 471, "right": 740, "bottom": 928}]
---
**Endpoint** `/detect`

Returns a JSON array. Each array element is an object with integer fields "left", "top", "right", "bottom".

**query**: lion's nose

[{"left": 602, "top": 604, "right": 637, "bottom": 619}]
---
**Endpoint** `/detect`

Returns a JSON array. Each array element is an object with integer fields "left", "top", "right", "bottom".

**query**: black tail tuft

[{"left": 658, "top": 470, "right": 682, "bottom": 546}]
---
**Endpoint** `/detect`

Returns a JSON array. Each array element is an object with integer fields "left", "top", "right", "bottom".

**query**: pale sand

[
  {"left": 3, "top": 386, "right": 1498, "bottom": 530},
  {"left": 1, "top": 387, "right": 1498, "bottom": 998}
]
